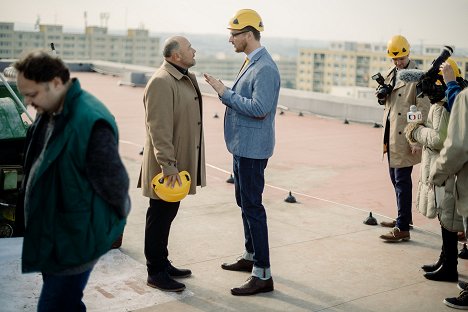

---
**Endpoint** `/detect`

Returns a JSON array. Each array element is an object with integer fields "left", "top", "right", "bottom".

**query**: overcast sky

[{"left": 2, "top": 0, "right": 467, "bottom": 49}]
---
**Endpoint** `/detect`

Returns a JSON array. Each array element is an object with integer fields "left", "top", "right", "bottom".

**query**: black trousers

[
  {"left": 144, "top": 198, "right": 180, "bottom": 275},
  {"left": 441, "top": 225, "right": 458, "bottom": 268}
]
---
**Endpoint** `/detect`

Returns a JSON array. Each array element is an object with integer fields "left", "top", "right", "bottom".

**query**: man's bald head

[
  {"left": 162, "top": 36, "right": 196, "bottom": 69},
  {"left": 163, "top": 36, "right": 186, "bottom": 58}
]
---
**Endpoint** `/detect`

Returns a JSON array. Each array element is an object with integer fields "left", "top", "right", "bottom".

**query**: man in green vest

[{"left": 14, "top": 50, "right": 130, "bottom": 311}]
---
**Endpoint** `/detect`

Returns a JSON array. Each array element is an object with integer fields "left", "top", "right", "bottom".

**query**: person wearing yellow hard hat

[
  {"left": 204, "top": 9, "right": 280, "bottom": 296},
  {"left": 138, "top": 36, "right": 206, "bottom": 292},
  {"left": 404, "top": 57, "right": 463, "bottom": 284},
  {"left": 378, "top": 35, "right": 430, "bottom": 242},
  {"left": 439, "top": 59, "right": 467, "bottom": 112}
]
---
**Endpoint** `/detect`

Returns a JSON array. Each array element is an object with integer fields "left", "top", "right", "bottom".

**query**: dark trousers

[
  {"left": 144, "top": 198, "right": 180, "bottom": 275},
  {"left": 441, "top": 226, "right": 458, "bottom": 269},
  {"left": 233, "top": 155, "right": 270, "bottom": 269},
  {"left": 388, "top": 166, "right": 413, "bottom": 231},
  {"left": 38, "top": 269, "right": 92, "bottom": 312}
]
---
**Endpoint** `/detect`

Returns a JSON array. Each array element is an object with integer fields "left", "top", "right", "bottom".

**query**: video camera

[
  {"left": 372, "top": 72, "right": 393, "bottom": 104},
  {"left": 415, "top": 46, "right": 453, "bottom": 103}
]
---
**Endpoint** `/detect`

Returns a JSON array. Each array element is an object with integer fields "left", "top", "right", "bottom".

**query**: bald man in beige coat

[{"left": 138, "top": 36, "right": 206, "bottom": 292}]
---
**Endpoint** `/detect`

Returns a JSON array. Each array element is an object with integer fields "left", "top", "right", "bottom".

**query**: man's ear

[{"left": 51, "top": 76, "right": 63, "bottom": 88}]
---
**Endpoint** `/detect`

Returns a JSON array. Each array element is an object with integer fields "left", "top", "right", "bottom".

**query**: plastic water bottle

[{"left": 407, "top": 105, "right": 422, "bottom": 123}]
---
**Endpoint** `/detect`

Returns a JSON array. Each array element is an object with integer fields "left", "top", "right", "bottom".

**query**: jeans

[
  {"left": 145, "top": 198, "right": 180, "bottom": 275},
  {"left": 38, "top": 269, "right": 92, "bottom": 312},
  {"left": 388, "top": 166, "right": 413, "bottom": 231},
  {"left": 233, "top": 155, "right": 270, "bottom": 269}
]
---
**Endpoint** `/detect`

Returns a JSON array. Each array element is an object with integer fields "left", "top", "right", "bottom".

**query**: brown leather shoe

[
  {"left": 231, "top": 276, "right": 274, "bottom": 296},
  {"left": 221, "top": 258, "right": 254, "bottom": 272},
  {"left": 380, "top": 220, "right": 396, "bottom": 228},
  {"left": 380, "top": 227, "right": 410, "bottom": 242}
]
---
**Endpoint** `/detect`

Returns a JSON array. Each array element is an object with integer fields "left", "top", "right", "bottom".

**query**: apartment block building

[
  {"left": 297, "top": 41, "right": 468, "bottom": 93},
  {"left": 193, "top": 54, "right": 297, "bottom": 89},
  {"left": 0, "top": 22, "right": 160, "bottom": 67}
]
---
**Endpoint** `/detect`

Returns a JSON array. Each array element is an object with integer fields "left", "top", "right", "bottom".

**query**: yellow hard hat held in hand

[{"left": 151, "top": 171, "right": 191, "bottom": 202}]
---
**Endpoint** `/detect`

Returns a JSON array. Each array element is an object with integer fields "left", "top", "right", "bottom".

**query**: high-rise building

[
  {"left": 0, "top": 22, "right": 160, "bottom": 67},
  {"left": 297, "top": 41, "right": 468, "bottom": 93},
  {"left": 193, "top": 53, "right": 297, "bottom": 89}
]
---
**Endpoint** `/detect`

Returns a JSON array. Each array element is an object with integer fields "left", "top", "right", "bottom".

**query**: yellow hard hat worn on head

[
  {"left": 228, "top": 9, "right": 264, "bottom": 32},
  {"left": 443, "top": 58, "right": 462, "bottom": 78},
  {"left": 436, "top": 58, "right": 462, "bottom": 86},
  {"left": 151, "top": 171, "right": 191, "bottom": 202},
  {"left": 387, "top": 35, "right": 410, "bottom": 58}
]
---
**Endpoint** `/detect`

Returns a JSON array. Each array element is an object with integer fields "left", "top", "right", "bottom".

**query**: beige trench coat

[
  {"left": 381, "top": 60, "right": 431, "bottom": 168},
  {"left": 138, "top": 61, "right": 206, "bottom": 199}
]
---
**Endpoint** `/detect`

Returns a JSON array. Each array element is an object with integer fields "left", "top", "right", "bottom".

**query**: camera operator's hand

[{"left": 439, "top": 62, "right": 456, "bottom": 84}]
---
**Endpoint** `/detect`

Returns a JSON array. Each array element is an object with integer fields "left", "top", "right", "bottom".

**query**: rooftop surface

[{"left": 0, "top": 71, "right": 466, "bottom": 311}]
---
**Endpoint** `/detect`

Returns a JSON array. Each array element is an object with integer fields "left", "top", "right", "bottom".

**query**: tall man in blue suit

[{"left": 204, "top": 9, "right": 281, "bottom": 296}]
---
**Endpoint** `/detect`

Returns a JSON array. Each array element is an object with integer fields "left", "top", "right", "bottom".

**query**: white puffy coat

[{"left": 411, "top": 103, "right": 463, "bottom": 231}]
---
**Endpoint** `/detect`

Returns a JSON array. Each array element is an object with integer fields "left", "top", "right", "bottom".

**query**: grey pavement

[{"left": 0, "top": 72, "right": 465, "bottom": 311}]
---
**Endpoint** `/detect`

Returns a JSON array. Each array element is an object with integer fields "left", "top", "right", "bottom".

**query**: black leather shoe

[
  {"left": 422, "top": 258, "right": 443, "bottom": 273},
  {"left": 424, "top": 265, "right": 458, "bottom": 282},
  {"left": 221, "top": 258, "right": 254, "bottom": 272},
  {"left": 166, "top": 262, "right": 192, "bottom": 278},
  {"left": 147, "top": 271, "right": 186, "bottom": 292},
  {"left": 231, "top": 276, "right": 274, "bottom": 296}
]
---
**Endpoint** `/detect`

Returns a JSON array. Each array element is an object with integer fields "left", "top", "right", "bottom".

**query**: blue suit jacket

[{"left": 221, "top": 47, "right": 281, "bottom": 159}]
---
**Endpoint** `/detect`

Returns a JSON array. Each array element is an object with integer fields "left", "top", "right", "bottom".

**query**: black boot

[
  {"left": 424, "top": 264, "right": 458, "bottom": 282},
  {"left": 424, "top": 227, "right": 458, "bottom": 282},
  {"left": 421, "top": 250, "right": 444, "bottom": 273}
]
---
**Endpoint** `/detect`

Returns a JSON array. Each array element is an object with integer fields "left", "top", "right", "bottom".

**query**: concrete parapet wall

[
  {"left": 194, "top": 75, "right": 384, "bottom": 125},
  {"left": 277, "top": 88, "right": 384, "bottom": 124}
]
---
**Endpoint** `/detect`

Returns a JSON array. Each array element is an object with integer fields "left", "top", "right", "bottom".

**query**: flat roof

[{"left": 0, "top": 71, "right": 460, "bottom": 312}]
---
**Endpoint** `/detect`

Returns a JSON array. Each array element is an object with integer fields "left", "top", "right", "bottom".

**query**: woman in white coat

[{"left": 404, "top": 59, "right": 463, "bottom": 283}]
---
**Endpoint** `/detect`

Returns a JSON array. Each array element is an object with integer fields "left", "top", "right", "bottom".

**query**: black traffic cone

[
  {"left": 284, "top": 191, "right": 296, "bottom": 203},
  {"left": 226, "top": 174, "right": 234, "bottom": 184},
  {"left": 363, "top": 212, "right": 378, "bottom": 225}
]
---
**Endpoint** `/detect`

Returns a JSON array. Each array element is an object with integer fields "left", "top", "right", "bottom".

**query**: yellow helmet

[
  {"left": 151, "top": 171, "right": 191, "bottom": 202},
  {"left": 440, "top": 58, "right": 462, "bottom": 78},
  {"left": 387, "top": 35, "right": 410, "bottom": 58},
  {"left": 228, "top": 9, "right": 264, "bottom": 32}
]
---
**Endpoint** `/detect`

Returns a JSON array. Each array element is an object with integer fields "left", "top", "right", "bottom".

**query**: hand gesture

[{"left": 203, "top": 73, "right": 226, "bottom": 96}]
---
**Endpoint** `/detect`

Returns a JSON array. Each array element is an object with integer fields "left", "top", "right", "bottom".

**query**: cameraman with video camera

[{"left": 376, "top": 35, "right": 430, "bottom": 242}]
